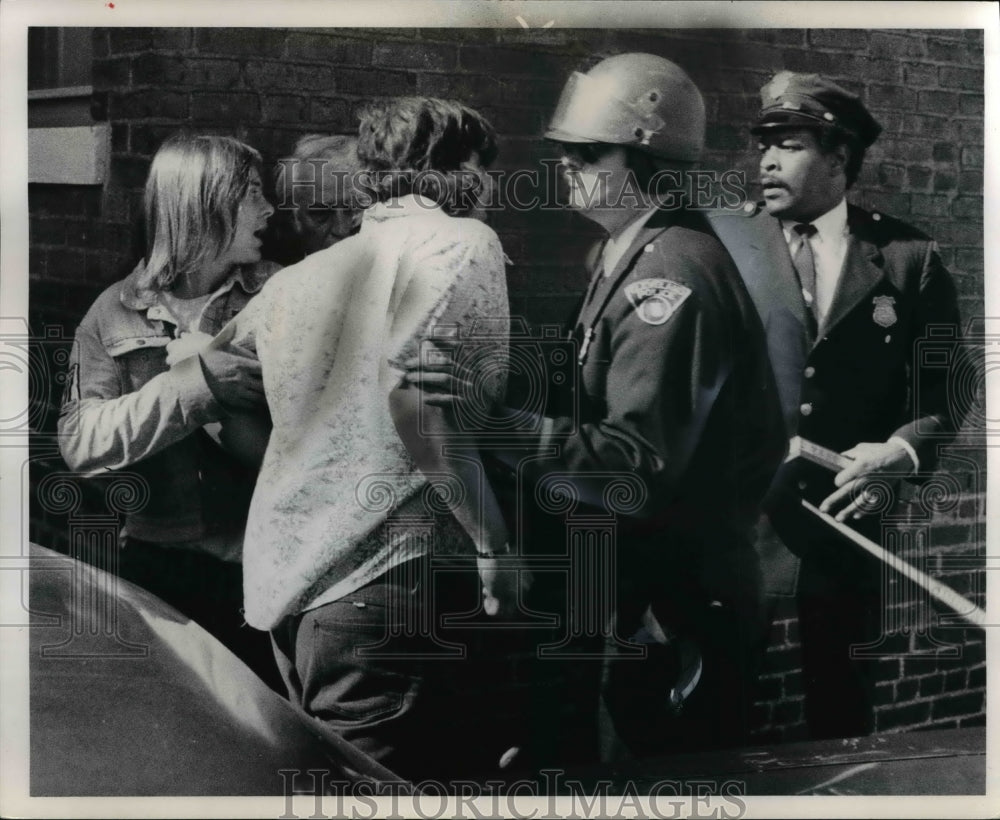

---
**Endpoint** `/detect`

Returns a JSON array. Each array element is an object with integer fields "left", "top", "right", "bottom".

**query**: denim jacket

[{"left": 57, "top": 259, "right": 280, "bottom": 555}]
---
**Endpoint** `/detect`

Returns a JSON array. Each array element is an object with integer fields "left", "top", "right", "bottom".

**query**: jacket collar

[
  {"left": 816, "top": 204, "right": 886, "bottom": 338},
  {"left": 572, "top": 208, "right": 689, "bottom": 331},
  {"left": 749, "top": 211, "right": 813, "bottom": 329},
  {"left": 746, "top": 204, "right": 887, "bottom": 343},
  {"left": 572, "top": 208, "right": 681, "bottom": 331},
  {"left": 602, "top": 206, "right": 659, "bottom": 275},
  {"left": 120, "top": 259, "right": 272, "bottom": 311},
  {"left": 604, "top": 206, "right": 683, "bottom": 282}
]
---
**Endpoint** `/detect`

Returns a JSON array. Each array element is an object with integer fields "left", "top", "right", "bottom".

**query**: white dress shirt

[
  {"left": 780, "top": 197, "right": 849, "bottom": 328},
  {"left": 781, "top": 198, "right": 918, "bottom": 472}
]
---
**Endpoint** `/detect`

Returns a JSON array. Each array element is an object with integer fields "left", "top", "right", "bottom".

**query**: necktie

[{"left": 792, "top": 223, "right": 818, "bottom": 319}]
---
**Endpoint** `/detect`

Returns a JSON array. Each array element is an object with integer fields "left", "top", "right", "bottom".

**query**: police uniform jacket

[
  {"left": 709, "top": 203, "right": 962, "bottom": 556},
  {"left": 525, "top": 206, "right": 786, "bottom": 617}
]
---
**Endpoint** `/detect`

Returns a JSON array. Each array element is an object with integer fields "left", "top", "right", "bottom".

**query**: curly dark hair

[{"left": 356, "top": 97, "right": 498, "bottom": 215}]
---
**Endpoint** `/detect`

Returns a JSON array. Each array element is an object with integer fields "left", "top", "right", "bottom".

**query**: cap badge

[
  {"left": 625, "top": 278, "right": 692, "bottom": 326},
  {"left": 768, "top": 71, "right": 793, "bottom": 98},
  {"left": 872, "top": 295, "right": 897, "bottom": 328}
]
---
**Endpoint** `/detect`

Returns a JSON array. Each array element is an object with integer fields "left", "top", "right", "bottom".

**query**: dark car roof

[{"left": 28, "top": 543, "right": 404, "bottom": 796}]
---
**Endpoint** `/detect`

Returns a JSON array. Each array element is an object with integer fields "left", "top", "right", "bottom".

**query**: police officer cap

[{"left": 751, "top": 71, "right": 882, "bottom": 147}]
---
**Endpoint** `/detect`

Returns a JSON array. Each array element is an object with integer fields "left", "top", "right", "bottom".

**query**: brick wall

[{"left": 27, "top": 27, "right": 985, "bottom": 744}]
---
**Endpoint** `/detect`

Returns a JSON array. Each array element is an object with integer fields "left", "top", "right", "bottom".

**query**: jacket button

[
  {"left": 804, "top": 366, "right": 815, "bottom": 378},
  {"left": 800, "top": 402, "right": 813, "bottom": 416},
  {"left": 798, "top": 481, "right": 808, "bottom": 491}
]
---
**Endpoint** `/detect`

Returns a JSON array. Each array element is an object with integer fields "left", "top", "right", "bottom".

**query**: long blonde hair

[{"left": 142, "top": 135, "right": 262, "bottom": 291}]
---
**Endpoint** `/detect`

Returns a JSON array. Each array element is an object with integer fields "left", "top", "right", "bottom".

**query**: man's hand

[
  {"left": 400, "top": 337, "right": 475, "bottom": 408},
  {"left": 165, "top": 331, "right": 214, "bottom": 367},
  {"left": 198, "top": 348, "right": 265, "bottom": 412},
  {"left": 477, "top": 551, "right": 533, "bottom": 618},
  {"left": 819, "top": 440, "right": 915, "bottom": 522}
]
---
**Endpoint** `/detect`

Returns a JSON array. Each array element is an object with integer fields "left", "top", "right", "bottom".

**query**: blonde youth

[{"left": 142, "top": 135, "right": 262, "bottom": 292}]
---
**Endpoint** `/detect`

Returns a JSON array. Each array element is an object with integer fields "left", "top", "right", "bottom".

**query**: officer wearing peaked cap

[
  {"left": 709, "top": 71, "right": 965, "bottom": 740},
  {"left": 752, "top": 71, "right": 882, "bottom": 146}
]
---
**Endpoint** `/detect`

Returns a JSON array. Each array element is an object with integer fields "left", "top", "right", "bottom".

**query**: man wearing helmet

[
  {"left": 709, "top": 72, "right": 964, "bottom": 740},
  {"left": 541, "top": 51, "right": 787, "bottom": 759},
  {"left": 410, "top": 54, "right": 785, "bottom": 761}
]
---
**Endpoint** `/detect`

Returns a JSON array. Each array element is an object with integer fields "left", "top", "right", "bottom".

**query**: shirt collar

[
  {"left": 781, "top": 197, "right": 848, "bottom": 244},
  {"left": 120, "top": 258, "right": 270, "bottom": 311},
  {"left": 603, "top": 206, "right": 659, "bottom": 271},
  {"left": 362, "top": 194, "right": 445, "bottom": 226}
]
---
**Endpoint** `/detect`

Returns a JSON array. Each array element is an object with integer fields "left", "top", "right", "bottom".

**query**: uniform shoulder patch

[{"left": 624, "top": 278, "right": 692, "bottom": 326}]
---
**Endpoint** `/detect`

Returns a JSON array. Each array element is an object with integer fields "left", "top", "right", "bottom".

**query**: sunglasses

[{"left": 559, "top": 142, "right": 616, "bottom": 169}]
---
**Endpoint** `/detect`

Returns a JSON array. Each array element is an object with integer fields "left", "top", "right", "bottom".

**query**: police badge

[
  {"left": 872, "top": 295, "right": 898, "bottom": 328},
  {"left": 624, "top": 278, "right": 692, "bottom": 326}
]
